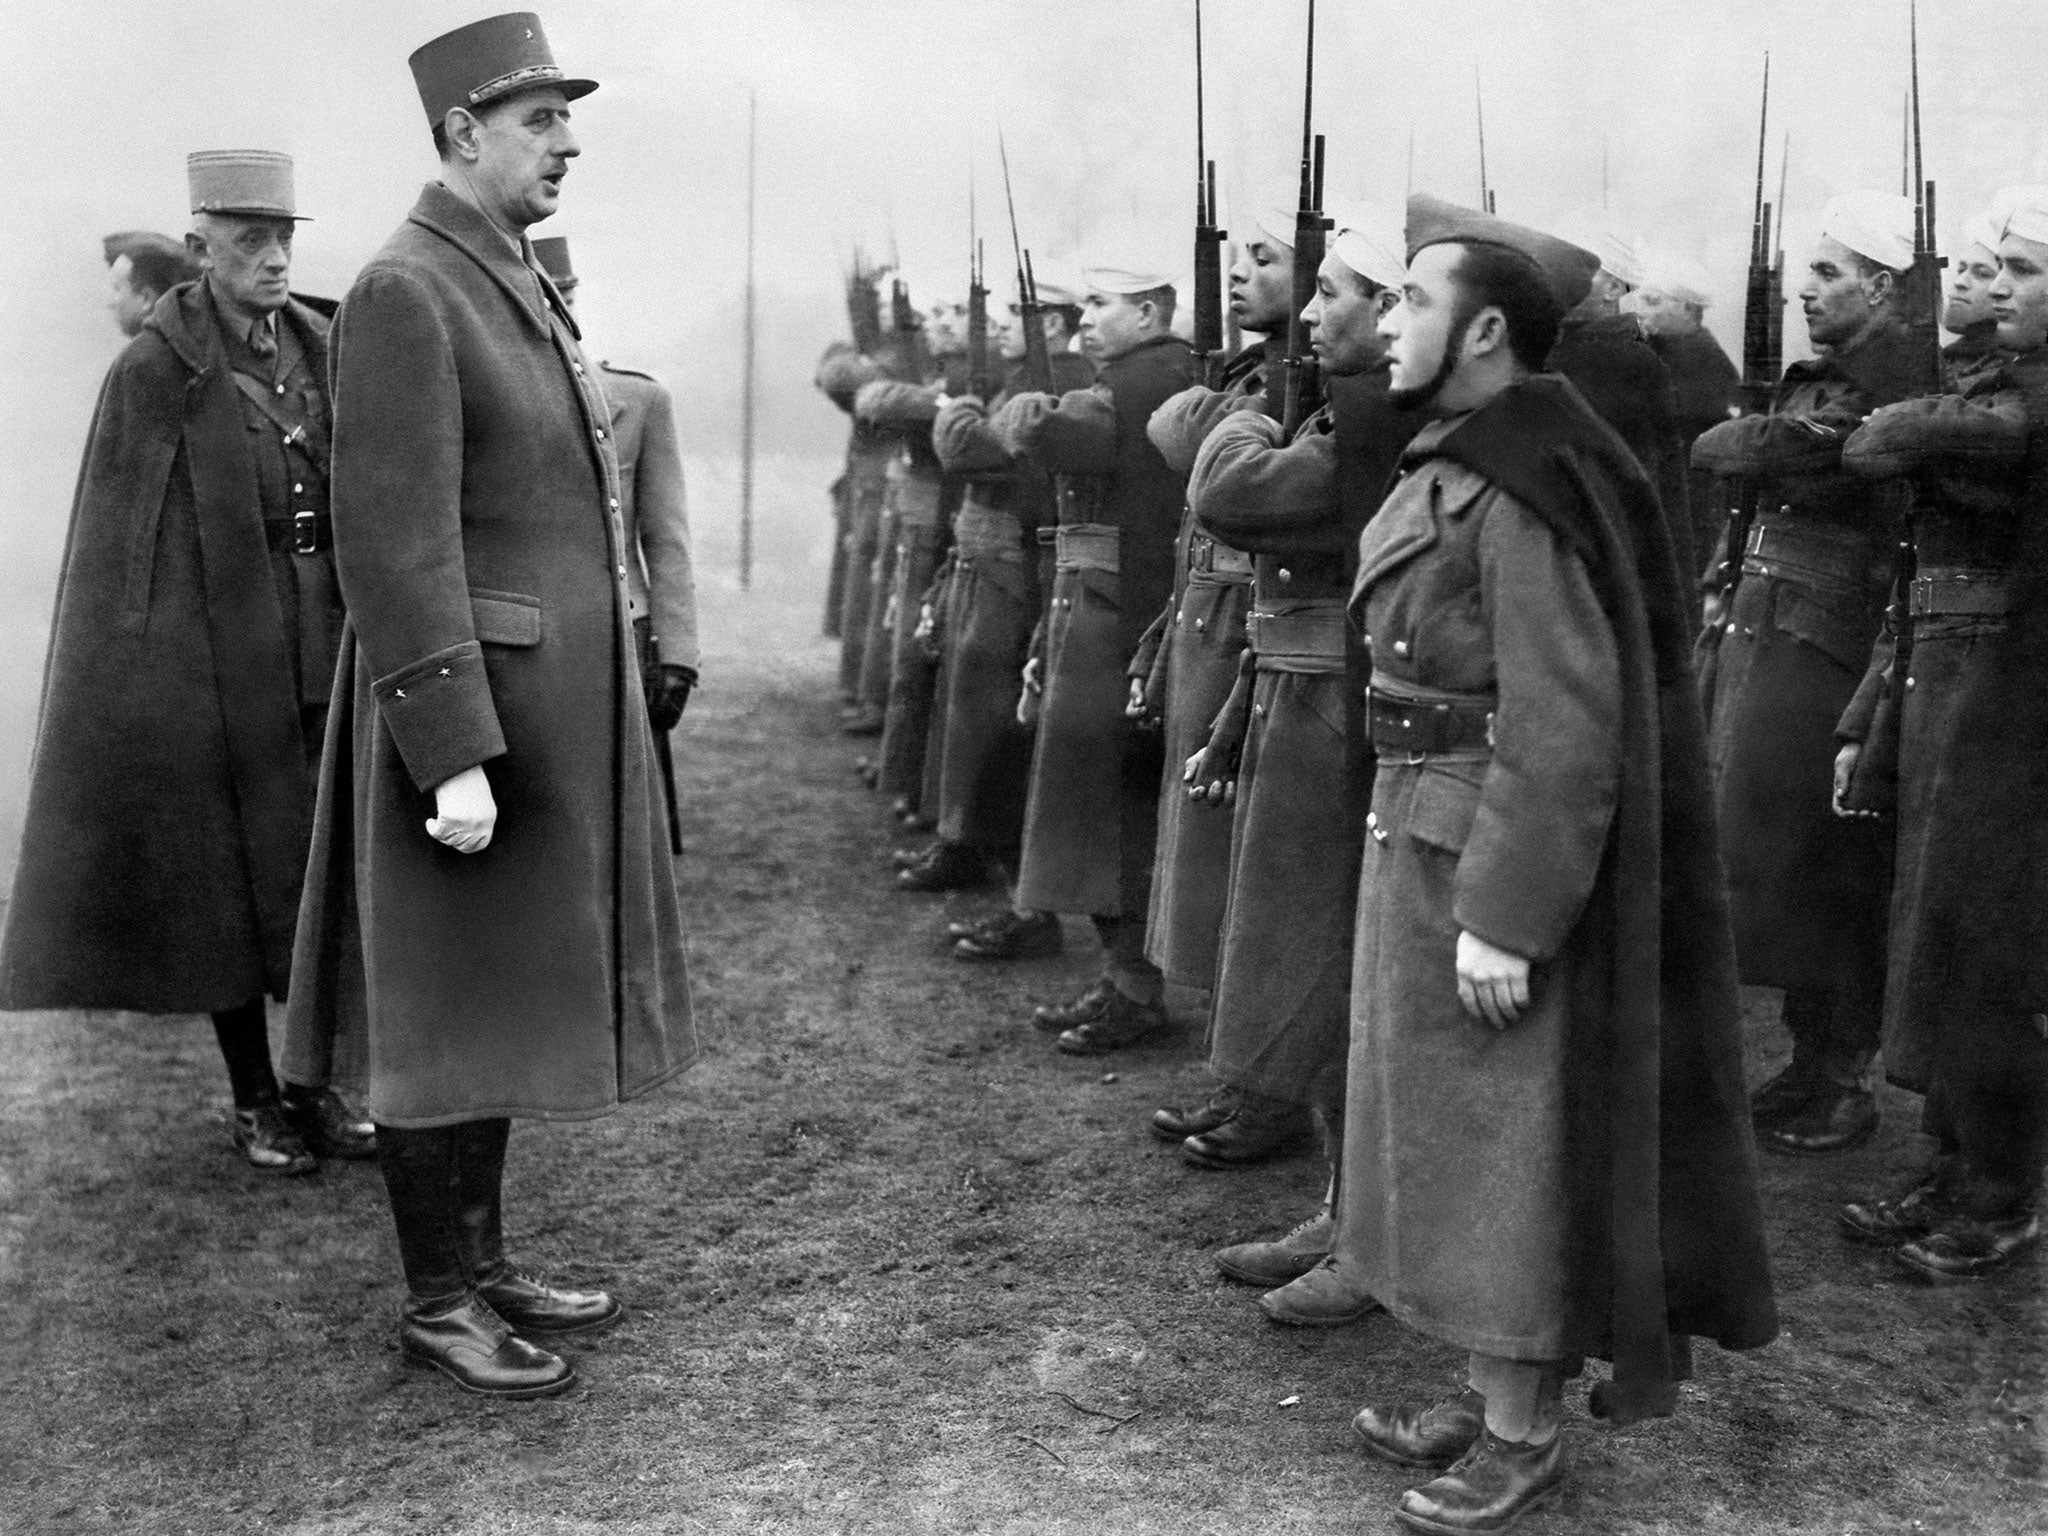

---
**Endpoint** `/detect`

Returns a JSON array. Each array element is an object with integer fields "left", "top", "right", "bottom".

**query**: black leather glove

[{"left": 646, "top": 664, "right": 697, "bottom": 732}]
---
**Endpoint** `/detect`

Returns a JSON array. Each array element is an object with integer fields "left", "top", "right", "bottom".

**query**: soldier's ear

[
  {"left": 1866, "top": 266, "right": 1898, "bottom": 308},
  {"left": 183, "top": 231, "right": 209, "bottom": 269},
  {"left": 443, "top": 106, "right": 484, "bottom": 161}
]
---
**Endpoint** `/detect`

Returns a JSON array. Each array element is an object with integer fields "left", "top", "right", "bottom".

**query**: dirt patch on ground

[{"left": 0, "top": 569, "right": 2042, "bottom": 1534}]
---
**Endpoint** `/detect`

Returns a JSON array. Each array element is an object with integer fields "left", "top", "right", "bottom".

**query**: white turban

[
  {"left": 1081, "top": 264, "right": 1181, "bottom": 297},
  {"left": 1818, "top": 190, "right": 1916, "bottom": 272},
  {"left": 1327, "top": 205, "right": 1407, "bottom": 291},
  {"left": 1552, "top": 215, "right": 1646, "bottom": 289},
  {"left": 1989, "top": 185, "right": 2048, "bottom": 248},
  {"left": 1253, "top": 201, "right": 1299, "bottom": 252},
  {"left": 1638, "top": 250, "right": 1715, "bottom": 308}
]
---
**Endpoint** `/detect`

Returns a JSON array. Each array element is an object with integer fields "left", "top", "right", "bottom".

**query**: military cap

[
  {"left": 1818, "top": 190, "right": 1915, "bottom": 272},
  {"left": 1989, "top": 186, "right": 2048, "bottom": 249},
  {"left": 1405, "top": 194, "right": 1599, "bottom": 311},
  {"left": 409, "top": 12, "right": 596, "bottom": 129},
  {"left": 188, "top": 151, "right": 306, "bottom": 221},
  {"left": 531, "top": 235, "right": 577, "bottom": 289}
]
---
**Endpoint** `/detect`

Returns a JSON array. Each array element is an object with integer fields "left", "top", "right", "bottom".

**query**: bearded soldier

[
  {"left": 1335, "top": 196, "right": 1774, "bottom": 1534},
  {"left": 961, "top": 263, "right": 1197, "bottom": 1050},
  {"left": 1693, "top": 192, "right": 1926, "bottom": 1156},
  {"left": 284, "top": 13, "right": 696, "bottom": 1399},
  {"left": 2, "top": 152, "right": 368, "bottom": 1175},
  {"left": 1831, "top": 187, "right": 2048, "bottom": 1281}
]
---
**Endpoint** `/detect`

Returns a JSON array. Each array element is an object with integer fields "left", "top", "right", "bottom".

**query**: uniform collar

[{"left": 407, "top": 181, "right": 579, "bottom": 341}]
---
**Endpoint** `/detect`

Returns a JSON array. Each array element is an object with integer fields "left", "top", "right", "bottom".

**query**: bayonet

[
  {"left": 998, "top": 130, "right": 1053, "bottom": 393},
  {"left": 1267, "top": 0, "right": 1331, "bottom": 433},
  {"left": 1191, "top": 0, "right": 1228, "bottom": 384}
]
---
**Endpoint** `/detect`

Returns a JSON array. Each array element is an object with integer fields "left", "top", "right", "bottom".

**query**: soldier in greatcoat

[
  {"left": 959, "top": 265, "right": 1198, "bottom": 1051},
  {"left": 1334, "top": 197, "right": 1775, "bottom": 1533},
  {"left": 1692, "top": 192, "right": 1927, "bottom": 1156},
  {"left": 816, "top": 333, "right": 894, "bottom": 721},
  {"left": 1, "top": 152, "right": 368, "bottom": 1176},
  {"left": 1633, "top": 256, "right": 1740, "bottom": 585},
  {"left": 283, "top": 13, "right": 696, "bottom": 1399},
  {"left": 1831, "top": 187, "right": 2048, "bottom": 1281}
]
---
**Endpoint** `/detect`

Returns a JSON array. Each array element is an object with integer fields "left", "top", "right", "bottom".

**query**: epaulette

[{"left": 600, "top": 360, "right": 658, "bottom": 382}]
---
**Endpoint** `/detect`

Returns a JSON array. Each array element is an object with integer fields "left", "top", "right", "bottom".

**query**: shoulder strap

[{"left": 229, "top": 369, "right": 330, "bottom": 472}]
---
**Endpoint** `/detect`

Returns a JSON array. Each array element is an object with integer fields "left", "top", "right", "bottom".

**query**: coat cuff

[{"left": 372, "top": 641, "right": 507, "bottom": 792}]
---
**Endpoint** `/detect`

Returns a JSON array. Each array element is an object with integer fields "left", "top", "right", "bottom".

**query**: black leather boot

[
  {"left": 378, "top": 1123, "right": 574, "bottom": 1398},
  {"left": 454, "top": 1119, "right": 622, "bottom": 1336}
]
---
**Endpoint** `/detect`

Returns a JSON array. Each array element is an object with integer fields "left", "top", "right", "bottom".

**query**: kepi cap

[
  {"left": 188, "top": 150, "right": 306, "bottom": 221},
  {"left": 531, "top": 235, "right": 577, "bottom": 288},
  {"left": 1405, "top": 194, "right": 1600, "bottom": 312},
  {"left": 1818, "top": 190, "right": 1915, "bottom": 273},
  {"left": 410, "top": 12, "right": 596, "bottom": 129}
]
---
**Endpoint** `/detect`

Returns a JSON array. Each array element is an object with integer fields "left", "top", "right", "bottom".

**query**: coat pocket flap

[
  {"left": 470, "top": 589, "right": 543, "bottom": 647},
  {"left": 1405, "top": 763, "right": 1485, "bottom": 853}
]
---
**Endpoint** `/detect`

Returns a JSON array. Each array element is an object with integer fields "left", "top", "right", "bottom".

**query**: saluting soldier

[
  {"left": 1171, "top": 215, "right": 1421, "bottom": 1317},
  {"left": 284, "top": 13, "right": 696, "bottom": 1399},
  {"left": 905, "top": 286, "right": 1093, "bottom": 893},
  {"left": 1, "top": 152, "right": 368, "bottom": 1176},
  {"left": 963, "top": 262, "right": 1198, "bottom": 1051},
  {"left": 1692, "top": 192, "right": 1926, "bottom": 1156},
  {"left": 1831, "top": 187, "right": 2048, "bottom": 1280},
  {"left": 102, "top": 231, "right": 199, "bottom": 339},
  {"left": 532, "top": 237, "right": 701, "bottom": 747},
  {"left": 1336, "top": 197, "right": 1774, "bottom": 1532}
]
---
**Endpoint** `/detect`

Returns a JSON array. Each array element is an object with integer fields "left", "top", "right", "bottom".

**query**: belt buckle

[{"left": 293, "top": 508, "right": 320, "bottom": 555}]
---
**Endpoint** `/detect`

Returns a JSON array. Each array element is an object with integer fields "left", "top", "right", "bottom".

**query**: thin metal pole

[{"left": 740, "top": 90, "right": 757, "bottom": 592}]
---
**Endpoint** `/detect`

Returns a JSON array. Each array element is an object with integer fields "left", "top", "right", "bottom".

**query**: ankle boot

[
  {"left": 378, "top": 1123, "right": 574, "bottom": 1397},
  {"left": 453, "top": 1119, "right": 622, "bottom": 1336}
]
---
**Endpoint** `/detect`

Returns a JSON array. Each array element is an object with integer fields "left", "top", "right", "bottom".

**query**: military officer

[
  {"left": 2, "top": 152, "right": 368, "bottom": 1175},
  {"left": 1692, "top": 191, "right": 1927, "bottom": 1156},
  {"left": 531, "top": 237, "right": 701, "bottom": 747},
  {"left": 284, "top": 12, "right": 696, "bottom": 1399},
  {"left": 963, "top": 262, "right": 1198, "bottom": 1051},
  {"left": 103, "top": 230, "right": 199, "bottom": 339},
  {"left": 1831, "top": 187, "right": 2048, "bottom": 1280},
  {"left": 1336, "top": 197, "right": 1775, "bottom": 1533}
]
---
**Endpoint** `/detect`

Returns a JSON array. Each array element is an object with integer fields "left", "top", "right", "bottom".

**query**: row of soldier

[{"left": 813, "top": 174, "right": 2047, "bottom": 1529}]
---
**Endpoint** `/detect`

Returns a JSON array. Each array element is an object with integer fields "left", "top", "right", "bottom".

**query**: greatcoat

[
  {"left": 816, "top": 345, "right": 892, "bottom": 697},
  {"left": 1645, "top": 324, "right": 1740, "bottom": 584},
  {"left": 0, "top": 281, "right": 342, "bottom": 1013},
  {"left": 1135, "top": 343, "right": 1266, "bottom": 989},
  {"left": 1336, "top": 376, "right": 1775, "bottom": 1421},
  {"left": 599, "top": 362, "right": 699, "bottom": 674},
  {"left": 281, "top": 184, "right": 695, "bottom": 1127},
  {"left": 998, "top": 334, "right": 1197, "bottom": 917}
]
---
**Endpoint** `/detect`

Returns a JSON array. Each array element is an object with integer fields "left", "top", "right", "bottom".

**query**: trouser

[
  {"left": 1092, "top": 914, "right": 1163, "bottom": 1006},
  {"left": 1926, "top": 1020, "right": 2048, "bottom": 1215},
  {"left": 211, "top": 998, "right": 280, "bottom": 1109},
  {"left": 1467, "top": 1355, "right": 1565, "bottom": 1443},
  {"left": 1780, "top": 979, "right": 1883, "bottom": 1078}
]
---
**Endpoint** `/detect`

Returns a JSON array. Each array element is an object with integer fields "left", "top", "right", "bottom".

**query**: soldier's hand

[
  {"left": 427, "top": 764, "right": 497, "bottom": 854},
  {"left": 1831, "top": 742, "right": 1876, "bottom": 819},
  {"left": 1017, "top": 657, "right": 1043, "bottom": 726},
  {"left": 1456, "top": 930, "right": 1530, "bottom": 1029},
  {"left": 646, "top": 664, "right": 696, "bottom": 733},
  {"left": 1182, "top": 747, "right": 1236, "bottom": 806},
  {"left": 1124, "top": 678, "right": 1148, "bottom": 719}
]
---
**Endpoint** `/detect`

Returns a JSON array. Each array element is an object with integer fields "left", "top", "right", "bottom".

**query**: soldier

[
  {"left": 1692, "top": 192, "right": 1926, "bottom": 1156},
  {"left": 1136, "top": 202, "right": 1291, "bottom": 1158},
  {"left": 1633, "top": 255, "right": 1740, "bottom": 583},
  {"left": 284, "top": 12, "right": 696, "bottom": 1399},
  {"left": 1337, "top": 197, "right": 1775, "bottom": 1533},
  {"left": 816, "top": 317, "right": 895, "bottom": 725},
  {"left": 959, "top": 263, "right": 1198, "bottom": 1051},
  {"left": 1936, "top": 213, "right": 2009, "bottom": 389},
  {"left": 1831, "top": 187, "right": 2048, "bottom": 1280},
  {"left": 1, "top": 152, "right": 368, "bottom": 1176},
  {"left": 532, "top": 237, "right": 701, "bottom": 753},
  {"left": 1155, "top": 216, "right": 1421, "bottom": 1318},
  {"left": 103, "top": 231, "right": 199, "bottom": 339},
  {"left": 905, "top": 287, "right": 1092, "bottom": 894}
]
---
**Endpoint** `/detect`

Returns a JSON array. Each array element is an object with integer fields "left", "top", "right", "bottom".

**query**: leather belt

[
  {"left": 953, "top": 506, "right": 1025, "bottom": 563},
  {"left": 266, "top": 511, "right": 332, "bottom": 555},
  {"left": 1910, "top": 568, "right": 2009, "bottom": 617},
  {"left": 1055, "top": 522, "right": 1120, "bottom": 573},
  {"left": 1741, "top": 516, "right": 1869, "bottom": 592},
  {"left": 1187, "top": 532, "right": 1254, "bottom": 580},
  {"left": 1366, "top": 681, "right": 1495, "bottom": 756},
  {"left": 1248, "top": 603, "right": 1349, "bottom": 672}
]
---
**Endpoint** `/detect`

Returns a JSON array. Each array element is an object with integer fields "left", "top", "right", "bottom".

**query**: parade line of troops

[{"left": 0, "top": 7, "right": 2041, "bottom": 1532}]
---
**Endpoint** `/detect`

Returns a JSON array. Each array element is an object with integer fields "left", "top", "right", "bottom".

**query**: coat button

[
  {"left": 1906, "top": 676, "right": 1915, "bottom": 689},
  {"left": 1392, "top": 639, "right": 1409, "bottom": 657},
  {"left": 293, "top": 482, "right": 303, "bottom": 493},
  {"left": 610, "top": 498, "right": 620, "bottom": 510},
  {"left": 1278, "top": 568, "right": 1292, "bottom": 582},
  {"left": 1195, "top": 618, "right": 1206, "bottom": 632},
  {"left": 595, "top": 428, "right": 607, "bottom": 441}
]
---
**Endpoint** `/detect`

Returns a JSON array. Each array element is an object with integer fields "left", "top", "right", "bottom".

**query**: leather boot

[
  {"left": 1353, "top": 1389, "right": 1486, "bottom": 1469},
  {"left": 1152, "top": 1086, "right": 1237, "bottom": 1143},
  {"left": 1258, "top": 1256, "right": 1382, "bottom": 1327},
  {"left": 1394, "top": 1428, "right": 1564, "bottom": 1534},
  {"left": 1181, "top": 1092, "right": 1315, "bottom": 1169},
  {"left": 952, "top": 909, "right": 1063, "bottom": 961},
  {"left": 1764, "top": 1052, "right": 1879, "bottom": 1155},
  {"left": 1896, "top": 1208, "right": 2042, "bottom": 1282},
  {"left": 898, "top": 840, "right": 986, "bottom": 892},
  {"left": 1035, "top": 980, "right": 1167, "bottom": 1054},
  {"left": 281, "top": 1084, "right": 377, "bottom": 1160},
  {"left": 453, "top": 1119, "right": 622, "bottom": 1336},
  {"left": 1215, "top": 1208, "right": 1333, "bottom": 1287},
  {"left": 377, "top": 1123, "right": 574, "bottom": 1398},
  {"left": 1839, "top": 1160, "right": 1957, "bottom": 1245}
]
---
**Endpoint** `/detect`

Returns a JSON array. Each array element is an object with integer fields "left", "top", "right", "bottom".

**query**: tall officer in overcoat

[
  {"left": 1832, "top": 187, "right": 2048, "bottom": 1281},
  {"left": 1, "top": 152, "right": 368, "bottom": 1176},
  {"left": 976, "top": 266, "right": 1198, "bottom": 1052},
  {"left": 284, "top": 13, "right": 696, "bottom": 1400},
  {"left": 1335, "top": 198, "right": 1775, "bottom": 1533},
  {"left": 532, "top": 237, "right": 702, "bottom": 744},
  {"left": 1692, "top": 192, "right": 1926, "bottom": 1156}
]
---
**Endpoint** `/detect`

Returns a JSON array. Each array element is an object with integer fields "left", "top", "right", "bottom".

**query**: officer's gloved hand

[{"left": 646, "top": 664, "right": 697, "bottom": 732}]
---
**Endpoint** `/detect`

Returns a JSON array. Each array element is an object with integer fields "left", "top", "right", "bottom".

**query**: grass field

[{"left": 1, "top": 566, "right": 2042, "bottom": 1535}]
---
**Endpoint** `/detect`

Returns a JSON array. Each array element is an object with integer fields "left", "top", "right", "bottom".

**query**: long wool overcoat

[
  {"left": 0, "top": 283, "right": 337, "bottom": 1013},
  {"left": 280, "top": 184, "right": 695, "bottom": 1127}
]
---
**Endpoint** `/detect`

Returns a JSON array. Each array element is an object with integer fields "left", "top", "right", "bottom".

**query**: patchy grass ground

[{"left": 0, "top": 566, "right": 2043, "bottom": 1535}]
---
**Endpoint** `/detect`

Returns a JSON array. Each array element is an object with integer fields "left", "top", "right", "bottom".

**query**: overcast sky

[{"left": 2, "top": 0, "right": 2046, "bottom": 879}]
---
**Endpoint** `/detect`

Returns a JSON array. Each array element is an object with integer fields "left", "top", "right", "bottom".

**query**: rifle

[
  {"left": 1191, "top": 0, "right": 1228, "bottom": 387},
  {"left": 967, "top": 174, "right": 992, "bottom": 398},
  {"left": 1476, "top": 65, "right": 1497, "bottom": 214},
  {"left": 998, "top": 130, "right": 1055, "bottom": 394},
  {"left": 1266, "top": 0, "right": 1331, "bottom": 434}
]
